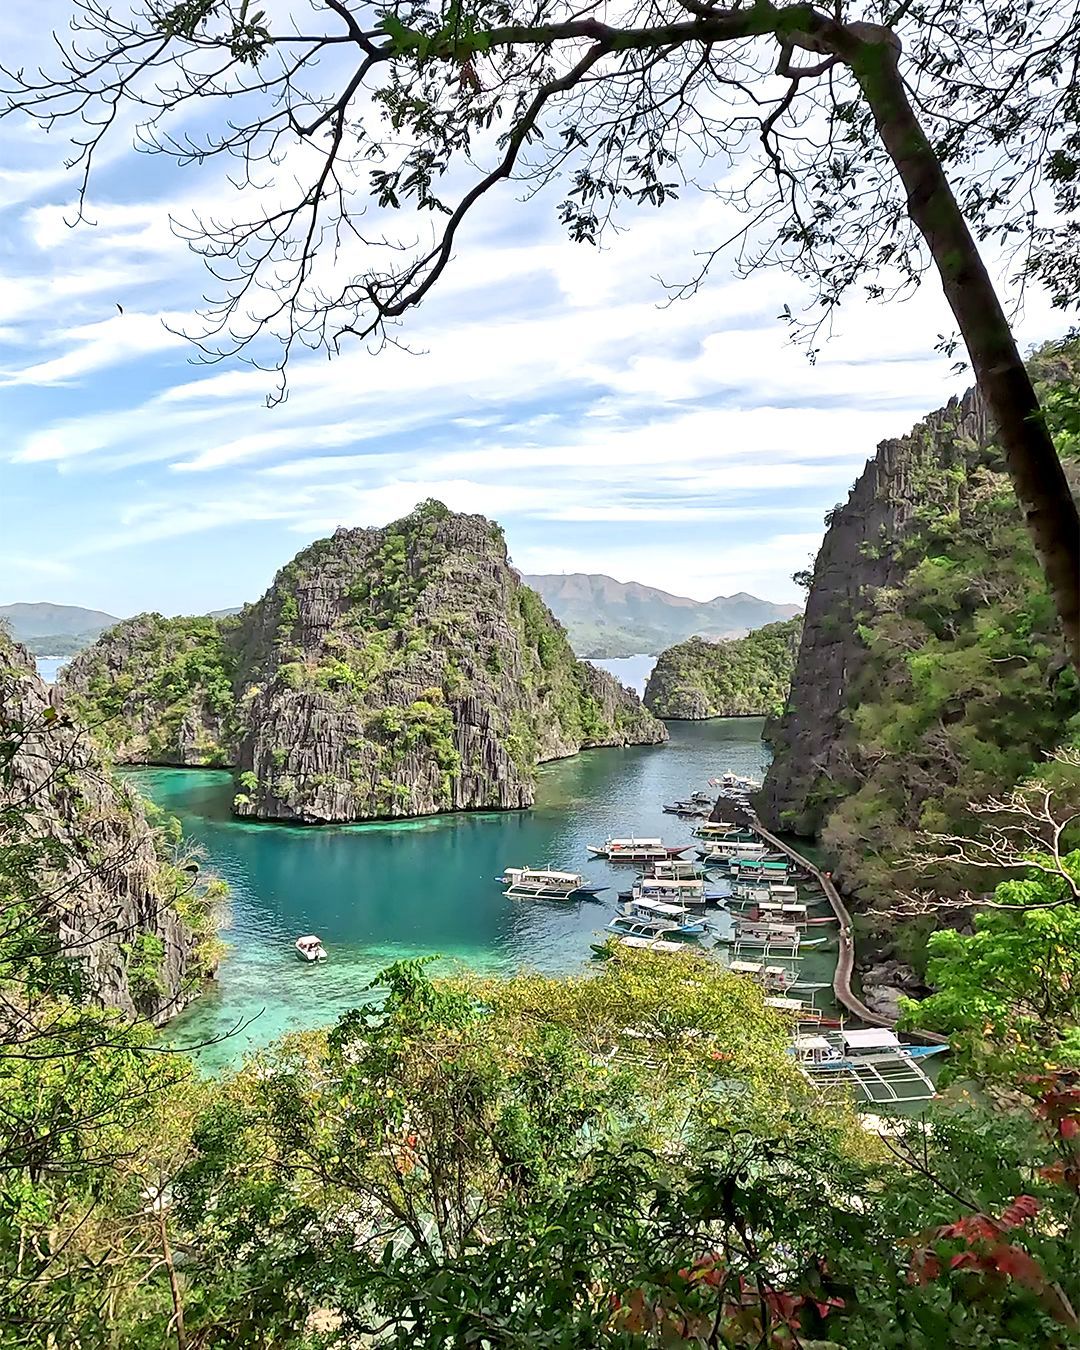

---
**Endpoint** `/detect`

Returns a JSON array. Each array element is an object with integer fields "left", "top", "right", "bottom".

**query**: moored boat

[
  {"left": 618, "top": 897, "right": 710, "bottom": 936},
  {"left": 626, "top": 876, "right": 725, "bottom": 912},
  {"left": 793, "top": 1028, "right": 948, "bottom": 1071},
  {"left": 498, "top": 867, "right": 606, "bottom": 900},
  {"left": 295, "top": 935, "right": 328, "bottom": 962},
  {"left": 587, "top": 837, "right": 690, "bottom": 862}
]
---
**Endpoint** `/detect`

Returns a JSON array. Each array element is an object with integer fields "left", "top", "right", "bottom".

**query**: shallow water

[{"left": 135, "top": 720, "right": 795, "bottom": 1068}]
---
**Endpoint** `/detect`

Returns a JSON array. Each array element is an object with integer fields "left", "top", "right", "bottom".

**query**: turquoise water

[{"left": 135, "top": 720, "right": 777, "bottom": 1067}]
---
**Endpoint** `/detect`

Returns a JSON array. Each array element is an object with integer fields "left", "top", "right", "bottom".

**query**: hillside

[
  {"left": 760, "top": 338, "right": 1080, "bottom": 942},
  {"left": 0, "top": 629, "right": 218, "bottom": 1022},
  {"left": 644, "top": 618, "right": 803, "bottom": 720},
  {"left": 0, "top": 601, "right": 119, "bottom": 657},
  {"left": 523, "top": 573, "right": 801, "bottom": 657},
  {"left": 62, "top": 502, "right": 666, "bottom": 823}
]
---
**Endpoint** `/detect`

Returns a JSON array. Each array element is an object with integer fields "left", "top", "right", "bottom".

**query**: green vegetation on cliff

[
  {"left": 62, "top": 503, "right": 665, "bottom": 823},
  {"left": 62, "top": 613, "right": 238, "bottom": 765},
  {"left": 764, "top": 340, "right": 1080, "bottom": 933},
  {"left": 644, "top": 618, "right": 803, "bottom": 720}
]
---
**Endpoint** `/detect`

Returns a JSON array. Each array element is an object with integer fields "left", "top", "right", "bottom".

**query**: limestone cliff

[
  {"left": 62, "top": 502, "right": 666, "bottom": 823},
  {"left": 62, "top": 613, "right": 238, "bottom": 765},
  {"left": 1, "top": 632, "right": 218, "bottom": 1023},
  {"left": 643, "top": 619, "right": 802, "bottom": 720},
  {"left": 760, "top": 344, "right": 1080, "bottom": 923}
]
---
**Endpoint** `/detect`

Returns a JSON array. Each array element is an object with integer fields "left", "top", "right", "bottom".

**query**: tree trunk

[{"left": 849, "top": 31, "right": 1080, "bottom": 668}]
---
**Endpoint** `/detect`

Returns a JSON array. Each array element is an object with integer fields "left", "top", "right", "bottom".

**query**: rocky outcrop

[
  {"left": 759, "top": 346, "right": 1080, "bottom": 917},
  {"left": 643, "top": 619, "right": 802, "bottom": 720},
  {"left": 62, "top": 502, "right": 666, "bottom": 824},
  {"left": 62, "top": 613, "right": 237, "bottom": 765},
  {"left": 758, "top": 388, "right": 993, "bottom": 837},
  {"left": 1, "top": 633, "right": 217, "bottom": 1023}
]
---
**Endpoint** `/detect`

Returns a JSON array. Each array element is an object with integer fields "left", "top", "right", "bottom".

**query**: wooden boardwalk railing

[
  {"left": 735, "top": 811, "right": 948, "bottom": 1044},
  {"left": 747, "top": 818, "right": 894, "bottom": 1027}
]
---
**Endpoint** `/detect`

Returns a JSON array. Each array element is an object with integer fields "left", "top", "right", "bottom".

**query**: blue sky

[{"left": 0, "top": 2, "right": 1066, "bottom": 618}]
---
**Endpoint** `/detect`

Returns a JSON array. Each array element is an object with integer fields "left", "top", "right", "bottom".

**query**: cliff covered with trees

[
  {"left": 760, "top": 341, "right": 1080, "bottom": 937},
  {"left": 1, "top": 630, "right": 219, "bottom": 1024},
  {"left": 62, "top": 502, "right": 665, "bottom": 823},
  {"left": 643, "top": 618, "right": 803, "bottom": 720}
]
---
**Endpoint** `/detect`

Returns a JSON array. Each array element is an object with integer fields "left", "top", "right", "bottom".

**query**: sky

[{"left": 0, "top": 3, "right": 1068, "bottom": 618}]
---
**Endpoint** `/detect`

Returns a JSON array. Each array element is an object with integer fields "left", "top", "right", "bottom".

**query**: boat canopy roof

[
  {"left": 610, "top": 837, "right": 663, "bottom": 847},
  {"left": 759, "top": 902, "right": 808, "bottom": 915},
  {"left": 729, "top": 960, "right": 763, "bottom": 975},
  {"left": 617, "top": 936, "right": 686, "bottom": 952},
  {"left": 296, "top": 935, "right": 322, "bottom": 946},
  {"left": 514, "top": 868, "right": 582, "bottom": 883},
  {"left": 842, "top": 1029, "right": 901, "bottom": 1050},
  {"left": 764, "top": 996, "right": 806, "bottom": 1011},
  {"left": 633, "top": 900, "right": 690, "bottom": 918},
  {"left": 639, "top": 877, "right": 703, "bottom": 891},
  {"left": 737, "top": 923, "right": 801, "bottom": 940},
  {"left": 794, "top": 1034, "right": 831, "bottom": 1051}
]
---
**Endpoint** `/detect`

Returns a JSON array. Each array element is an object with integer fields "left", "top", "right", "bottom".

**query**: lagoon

[{"left": 137, "top": 719, "right": 772, "bottom": 1068}]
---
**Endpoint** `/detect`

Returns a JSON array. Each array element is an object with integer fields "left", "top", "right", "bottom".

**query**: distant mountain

[
  {"left": 522, "top": 574, "right": 801, "bottom": 658},
  {"left": 207, "top": 607, "right": 244, "bottom": 618},
  {"left": 0, "top": 602, "right": 120, "bottom": 658}
]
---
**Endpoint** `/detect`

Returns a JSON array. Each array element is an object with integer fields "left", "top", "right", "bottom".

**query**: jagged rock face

[
  {"left": 63, "top": 503, "right": 666, "bottom": 824},
  {"left": 644, "top": 620, "right": 803, "bottom": 720},
  {"left": 231, "top": 505, "right": 665, "bottom": 822},
  {"left": 1, "top": 634, "right": 212, "bottom": 1023},
  {"left": 61, "top": 613, "right": 237, "bottom": 766},
  {"left": 759, "top": 362, "right": 1080, "bottom": 911},
  {"left": 760, "top": 387, "right": 993, "bottom": 836}
]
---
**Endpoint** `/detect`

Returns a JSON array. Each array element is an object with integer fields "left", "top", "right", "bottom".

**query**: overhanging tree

[{"left": 4, "top": 0, "right": 1079, "bottom": 660}]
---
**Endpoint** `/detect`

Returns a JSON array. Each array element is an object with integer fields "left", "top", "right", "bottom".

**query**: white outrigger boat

[
  {"left": 498, "top": 867, "right": 606, "bottom": 900},
  {"left": 697, "top": 841, "right": 772, "bottom": 863},
  {"left": 792, "top": 1029, "right": 948, "bottom": 1104},
  {"left": 621, "top": 876, "right": 725, "bottom": 912},
  {"left": 719, "top": 922, "right": 828, "bottom": 957},
  {"left": 596, "top": 934, "right": 690, "bottom": 956},
  {"left": 693, "top": 821, "right": 752, "bottom": 840},
  {"left": 609, "top": 900, "right": 709, "bottom": 940},
  {"left": 587, "top": 837, "right": 690, "bottom": 863},
  {"left": 295, "top": 935, "right": 328, "bottom": 962}
]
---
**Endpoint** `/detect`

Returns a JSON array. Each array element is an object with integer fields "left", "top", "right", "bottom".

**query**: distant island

[
  {"left": 644, "top": 619, "right": 803, "bottom": 720},
  {"left": 60, "top": 502, "right": 667, "bottom": 824},
  {"left": 523, "top": 573, "right": 800, "bottom": 657},
  {"left": 0, "top": 602, "right": 119, "bottom": 658}
]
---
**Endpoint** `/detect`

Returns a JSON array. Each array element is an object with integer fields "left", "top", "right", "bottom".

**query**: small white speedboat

[{"left": 295, "top": 935, "right": 327, "bottom": 962}]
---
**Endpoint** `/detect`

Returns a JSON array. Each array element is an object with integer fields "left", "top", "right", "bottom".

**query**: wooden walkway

[
  {"left": 741, "top": 813, "right": 948, "bottom": 1044},
  {"left": 748, "top": 818, "right": 894, "bottom": 1027}
]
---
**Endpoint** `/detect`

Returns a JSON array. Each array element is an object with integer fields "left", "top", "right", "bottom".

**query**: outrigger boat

[
  {"left": 646, "top": 858, "right": 719, "bottom": 883},
  {"left": 792, "top": 1029, "right": 948, "bottom": 1104},
  {"left": 662, "top": 800, "right": 710, "bottom": 818},
  {"left": 587, "top": 837, "right": 690, "bottom": 863},
  {"left": 295, "top": 935, "right": 328, "bottom": 962},
  {"left": 718, "top": 922, "right": 828, "bottom": 953},
  {"left": 728, "top": 959, "right": 831, "bottom": 995},
  {"left": 793, "top": 1029, "right": 948, "bottom": 1070},
  {"left": 622, "top": 878, "right": 723, "bottom": 913},
  {"left": 693, "top": 821, "right": 754, "bottom": 840},
  {"left": 593, "top": 934, "right": 690, "bottom": 957},
  {"left": 611, "top": 899, "right": 709, "bottom": 938},
  {"left": 498, "top": 867, "right": 607, "bottom": 900}
]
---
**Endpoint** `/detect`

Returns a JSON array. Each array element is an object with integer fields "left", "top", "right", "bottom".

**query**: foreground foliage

[{"left": 1, "top": 939, "right": 1078, "bottom": 1346}]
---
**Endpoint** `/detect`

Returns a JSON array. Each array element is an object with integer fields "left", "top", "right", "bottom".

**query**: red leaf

[
  {"left": 992, "top": 1244, "right": 1047, "bottom": 1292},
  {"left": 999, "top": 1195, "right": 1041, "bottom": 1229},
  {"left": 1060, "top": 1116, "right": 1080, "bottom": 1140},
  {"left": 949, "top": 1250, "right": 980, "bottom": 1270}
]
